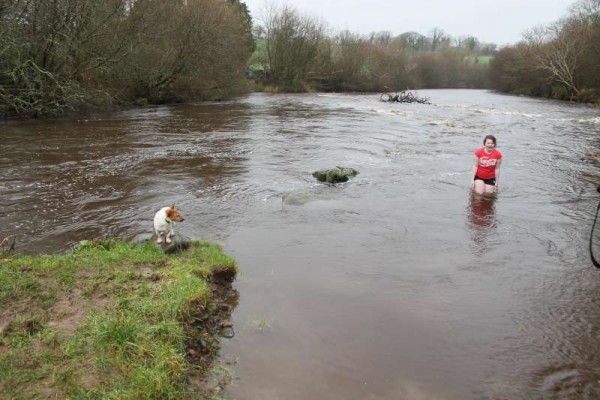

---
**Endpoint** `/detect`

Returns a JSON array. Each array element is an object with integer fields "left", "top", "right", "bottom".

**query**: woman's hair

[{"left": 483, "top": 135, "right": 497, "bottom": 145}]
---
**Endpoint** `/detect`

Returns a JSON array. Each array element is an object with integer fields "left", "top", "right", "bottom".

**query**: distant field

[{"left": 464, "top": 55, "right": 494, "bottom": 65}]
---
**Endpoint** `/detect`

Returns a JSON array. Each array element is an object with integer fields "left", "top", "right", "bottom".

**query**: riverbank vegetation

[
  {"left": 489, "top": 0, "right": 600, "bottom": 103},
  {"left": 252, "top": 1, "right": 599, "bottom": 102},
  {"left": 0, "top": 0, "right": 254, "bottom": 118},
  {"left": 2, "top": 0, "right": 598, "bottom": 119},
  {"left": 0, "top": 240, "right": 237, "bottom": 399}
]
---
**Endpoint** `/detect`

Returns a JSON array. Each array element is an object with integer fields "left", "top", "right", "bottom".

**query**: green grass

[
  {"left": 464, "top": 55, "right": 493, "bottom": 65},
  {"left": 0, "top": 240, "right": 237, "bottom": 399}
]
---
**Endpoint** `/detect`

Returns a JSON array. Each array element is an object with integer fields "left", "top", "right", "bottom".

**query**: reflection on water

[
  {"left": 2, "top": 90, "right": 600, "bottom": 399},
  {"left": 467, "top": 192, "right": 497, "bottom": 254}
]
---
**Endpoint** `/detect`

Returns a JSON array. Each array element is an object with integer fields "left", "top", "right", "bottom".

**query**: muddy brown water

[{"left": 2, "top": 90, "right": 600, "bottom": 399}]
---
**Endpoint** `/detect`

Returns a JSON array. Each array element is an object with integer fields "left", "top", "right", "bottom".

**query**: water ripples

[{"left": 2, "top": 90, "right": 600, "bottom": 398}]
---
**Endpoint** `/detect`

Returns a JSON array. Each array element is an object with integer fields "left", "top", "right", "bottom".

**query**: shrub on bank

[{"left": 0, "top": 0, "right": 254, "bottom": 119}]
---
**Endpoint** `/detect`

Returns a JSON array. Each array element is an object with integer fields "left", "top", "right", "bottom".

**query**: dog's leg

[
  {"left": 155, "top": 230, "right": 163, "bottom": 244},
  {"left": 166, "top": 226, "right": 174, "bottom": 244}
]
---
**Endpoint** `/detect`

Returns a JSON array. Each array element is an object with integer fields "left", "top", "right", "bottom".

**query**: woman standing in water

[{"left": 471, "top": 135, "right": 502, "bottom": 195}]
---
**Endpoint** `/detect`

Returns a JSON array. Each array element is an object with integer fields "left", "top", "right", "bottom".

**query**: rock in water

[
  {"left": 147, "top": 233, "right": 192, "bottom": 254},
  {"left": 312, "top": 167, "right": 359, "bottom": 183},
  {"left": 161, "top": 234, "right": 192, "bottom": 254}
]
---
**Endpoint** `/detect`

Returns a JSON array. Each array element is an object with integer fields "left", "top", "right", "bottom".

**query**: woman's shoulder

[
  {"left": 494, "top": 149, "right": 503, "bottom": 158},
  {"left": 474, "top": 147, "right": 484, "bottom": 155}
]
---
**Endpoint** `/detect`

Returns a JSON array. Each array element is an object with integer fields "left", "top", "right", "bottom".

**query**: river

[{"left": 2, "top": 90, "right": 600, "bottom": 399}]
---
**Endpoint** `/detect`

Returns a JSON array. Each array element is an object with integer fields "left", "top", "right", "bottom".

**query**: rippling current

[{"left": 2, "top": 90, "right": 600, "bottom": 399}]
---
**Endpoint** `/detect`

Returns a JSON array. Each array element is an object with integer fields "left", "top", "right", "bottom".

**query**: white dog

[{"left": 153, "top": 205, "right": 185, "bottom": 244}]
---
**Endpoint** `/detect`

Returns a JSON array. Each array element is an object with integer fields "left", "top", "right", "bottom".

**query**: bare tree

[
  {"left": 569, "top": 0, "right": 600, "bottom": 21},
  {"left": 524, "top": 23, "right": 584, "bottom": 99},
  {"left": 369, "top": 31, "right": 392, "bottom": 45},
  {"left": 454, "top": 35, "right": 480, "bottom": 51},
  {"left": 398, "top": 31, "right": 427, "bottom": 52},
  {"left": 429, "top": 28, "right": 448, "bottom": 51}
]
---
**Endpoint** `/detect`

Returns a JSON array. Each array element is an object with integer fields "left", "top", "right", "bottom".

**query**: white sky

[{"left": 243, "top": 0, "right": 577, "bottom": 46}]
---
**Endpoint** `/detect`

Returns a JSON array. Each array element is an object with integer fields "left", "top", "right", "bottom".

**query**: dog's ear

[{"left": 170, "top": 204, "right": 176, "bottom": 210}]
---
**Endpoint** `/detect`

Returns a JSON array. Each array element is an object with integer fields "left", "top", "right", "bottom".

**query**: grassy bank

[{"left": 0, "top": 239, "right": 237, "bottom": 399}]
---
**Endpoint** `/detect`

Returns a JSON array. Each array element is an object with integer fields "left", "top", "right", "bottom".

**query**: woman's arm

[
  {"left": 494, "top": 159, "right": 502, "bottom": 188},
  {"left": 471, "top": 156, "right": 479, "bottom": 188}
]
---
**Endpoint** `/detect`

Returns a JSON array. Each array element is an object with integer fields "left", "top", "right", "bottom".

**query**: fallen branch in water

[{"left": 380, "top": 89, "right": 431, "bottom": 104}]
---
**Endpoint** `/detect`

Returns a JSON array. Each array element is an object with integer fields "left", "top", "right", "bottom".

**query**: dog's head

[{"left": 166, "top": 205, "right": 185, "bottom": 222}]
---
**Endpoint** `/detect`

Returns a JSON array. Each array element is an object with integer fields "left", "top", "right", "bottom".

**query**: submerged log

[{"left": 380, "top": 90, "right": 431, "bottom": 104}]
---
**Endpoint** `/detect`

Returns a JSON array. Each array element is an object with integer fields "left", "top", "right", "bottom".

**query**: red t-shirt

[{"left": 474, "top": 147, "right": 502, "bottom": 180}]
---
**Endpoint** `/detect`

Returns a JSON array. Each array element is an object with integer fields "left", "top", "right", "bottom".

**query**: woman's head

[{"left": 483, "top": 135, "right": 497, "bottom": 147}]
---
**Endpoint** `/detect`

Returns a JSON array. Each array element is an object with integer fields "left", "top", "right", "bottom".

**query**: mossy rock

[{"left": 312, "top": 167, "right": 359, "bottom": 184}]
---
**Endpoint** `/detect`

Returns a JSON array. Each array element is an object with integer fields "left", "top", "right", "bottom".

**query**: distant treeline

[
  {"left": 2, "top": 0, "right": 598, "bottom": 118},
  {"left": 0, "top": 0, "right": 254, "bottom": 118},
  {"left": 253, "top": 1, "right": 599, "bottom": 103},
  {"left": 250, "top": 4, "right": 495, "bottom": 93}
]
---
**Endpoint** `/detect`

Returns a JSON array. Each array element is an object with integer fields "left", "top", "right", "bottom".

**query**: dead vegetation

[{"left": 380, "top": 90, "right": 431, "bottom": 104}]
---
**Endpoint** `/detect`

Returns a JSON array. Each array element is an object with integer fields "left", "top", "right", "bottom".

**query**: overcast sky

[{"left": 243, "top": 0, "right": 577, "bottom": 46}]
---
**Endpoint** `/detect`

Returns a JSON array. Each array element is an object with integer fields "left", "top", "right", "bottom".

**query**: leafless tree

[
  {"left": 524, "top": 23, "right": 584, "bottom": 99},
  {"left": 398, "top": 31, "right": 427, "bottom": 52},
  {"left": 491, "top": 0, "right": 599, "bottom": 101},
  {"left": 429, "top": 28, "right": 448, "bottom": 51},
  {"left": 455, "top": 35, "right": 480, "bottom": 51}
]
